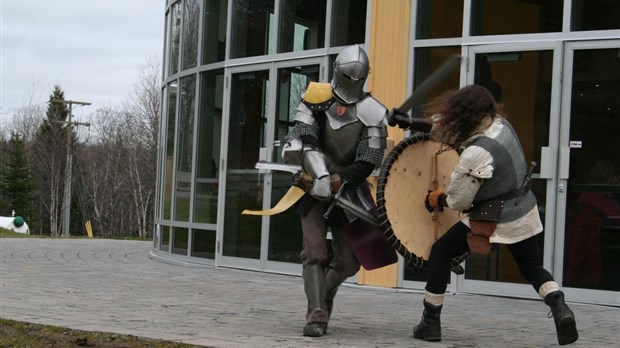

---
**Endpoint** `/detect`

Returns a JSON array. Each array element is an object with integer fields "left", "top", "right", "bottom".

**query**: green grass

[
  {"left": 0, "top": 227, "right": 41, "bottom": 238},
  {"left": 0, "top": 318, "right": 208, "bottom": 348}
]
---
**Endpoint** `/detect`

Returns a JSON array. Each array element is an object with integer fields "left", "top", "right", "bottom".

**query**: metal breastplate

[{"left": 319, "top": 102, "right": 363, "bottom": 173}]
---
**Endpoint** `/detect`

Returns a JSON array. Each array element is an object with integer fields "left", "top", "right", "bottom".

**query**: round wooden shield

[{"left": 377, "top": 133, "right": 462, "bottom": 269}]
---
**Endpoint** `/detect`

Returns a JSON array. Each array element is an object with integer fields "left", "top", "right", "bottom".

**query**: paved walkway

[{"left": 1, "top": 238, "right": 618, "bottom": 347}]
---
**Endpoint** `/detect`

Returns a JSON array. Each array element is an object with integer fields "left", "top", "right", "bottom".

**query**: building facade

[{"left": 153, "top": 0, "right": 620, "bottom": 306}]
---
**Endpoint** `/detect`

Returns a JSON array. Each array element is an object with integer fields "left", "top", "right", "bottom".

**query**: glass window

[
  {"left": 168, "top": 3, "right": 182, "bottom": 75},
  {"left": 160, "top": 225, "right": 170, "bottom": 251},
  {"left": 411, "top": 47, "right": 461, "bottom": 118},
  {"left": 278, "top": 0, "right": 326, "bottom": 53},
  {"left": 230, "top": 0, "right": 275, "bottom": 58},
  {"left": 202, "top": 0, "right": 228, "bottom": 64},
  {"left": 174, "top": 75, "right": 197, "bottom": 221},
  {"left": 172, "top": 227, "right": 189, "bottom": 255},
  {"left": 192, "top": 229, "right": 216, "bottom": 258},
  {"left": 331, "top": 0, "right": 367, "bottom": 47},
  {"left": 471, "top": 0, "right": 562, "bottom": 36},
  {"left": 223, "top": 70, "right": 270, "bottom": 259},
  {"left": 416, "top": 0, "right": 463, "bottom": 39},
  {"left": 571, "top": 0, "right": 620, "bottom": 31},
  {"left": 563, "top": 48, "right": 620, "bottom": 291},
  {"left": 163, "top": 82, "right": 178, "bottom": 220},
  {"left": 182, "top": 0, "right": 200, "bottom": 70},
  {"left": 194, "top": 69, "right": 224, "bottom": 224}
]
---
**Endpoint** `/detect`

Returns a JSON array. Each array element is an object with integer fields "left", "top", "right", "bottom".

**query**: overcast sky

[{"left": 1, "top": 1, "right": 165, "bottom": 127}]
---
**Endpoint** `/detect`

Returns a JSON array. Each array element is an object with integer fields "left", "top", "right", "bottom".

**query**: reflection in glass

[
  {"left": 163, "top": 82, "right": 178, "bottom": 220},
  {"left": 168, "top": 3, "right": 181, "bottom": 75},
  {"left": 202, "top": 0, "right": 228, "bottom": 64},
  {"left": 182, "top": 0, "right": 200, "bottom": 70},
  {"left": 230, "top": 0, "right": 275, "bottom": 58},
  {"left": 194, "top": 70, "right": 224, "bottom": 224},
  {"left": 571, "top": 0, "right": 620, "bottom": 31},
  {"left": 331, "top": 0, "right": 367, "bottom": 47},
  {"left": 470, "top": 0, "right": 562, "bottom": 36},
  {"left": 416, "top": 0, "right": 463, "bottom": 39},
  {"left": 464, "top": 50, "right": 553, "bottom": 284},
  {"left": 563, "top": 48, "right": 620, "bottom": 291},
  {"left": 174, "top": 75, "right": 197, "bottom": 221},
  {"left": 279, "top": 0, "right": 326, "bottom": 53},
  {"left": 160, "top": 225, "right": 170, "bottom": 251},
  {"left": 172, "top": 227, "right": 189, "bottom": 255},
  {"left": 268, "top": 65, "right": 320, "bottom": 263},
  {"left": 224, "top": 70, "right": 270, "bottom": 259},
  {"left": 192, "top": 228, "right": 216, "bottom": 259}
]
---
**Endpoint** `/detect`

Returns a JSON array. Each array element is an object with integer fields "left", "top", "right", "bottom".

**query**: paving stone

[{"left": 1, "top": 238, "right": 618, "bottom": 347}]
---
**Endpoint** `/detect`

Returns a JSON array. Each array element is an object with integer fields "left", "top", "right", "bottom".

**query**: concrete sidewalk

[{"left": 1, "top": 238, "right": 618, "bottom": 347}]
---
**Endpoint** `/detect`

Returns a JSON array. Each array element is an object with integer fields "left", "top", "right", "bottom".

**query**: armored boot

[
  {"left": 302, "top": 264, "right": 328, "bottom": 337},
  {"left": 544, "top": 291, "right": 578, "bottom": 345},
  {"left": 324, "top": 269, "right": 349, "bottom": 319},
  {"left": 413, "top": 300, "right": 442, "bottom": 342}
]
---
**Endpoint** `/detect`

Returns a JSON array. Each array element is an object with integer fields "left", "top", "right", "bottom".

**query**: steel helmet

[{"left": 331, "top": 45, "right": 369, "bottom": 104}]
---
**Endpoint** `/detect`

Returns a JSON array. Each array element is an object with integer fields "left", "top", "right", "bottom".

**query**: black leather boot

[
  {"left": 324, "top": 270, "right": 348, "bottom": 319},
  {"left": 413, "top": 300, "right": 442, "bottom": 342},
  {"left": 544, "top": 291, "right": 578, "bottom": 345},
  {"left": 302, "top": 264, "right": 328, "bottom": 337}
]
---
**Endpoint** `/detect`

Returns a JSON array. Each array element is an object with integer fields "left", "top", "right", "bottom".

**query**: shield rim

[{"left": 376, "top": 132, "right": 430, "bottom": 270}]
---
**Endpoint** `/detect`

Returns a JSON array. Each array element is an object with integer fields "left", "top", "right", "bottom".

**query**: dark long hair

[{"left": 426, "top": 85, "right": 504, "bottom": 147}]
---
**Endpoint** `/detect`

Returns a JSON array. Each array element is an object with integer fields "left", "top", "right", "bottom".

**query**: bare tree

[
  {"left": 75, "top": 107, "right": 131, "bottom": 237},
  {"left": 74, "top": 58, "right": 161, "bottom": 238},
  {"left": 7, "top": 82, "right": 46, "bottom": 145},
  {"left": 123, "top": 57, "right": 161, "bottom": 238}
]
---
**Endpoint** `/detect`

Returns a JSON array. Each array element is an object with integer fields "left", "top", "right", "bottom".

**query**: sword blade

[
  {"left": 398, "top": 55, "right": 462, "bottom": 114},
  {"left": 255, "top": 161, "right": 302, "bottom": 174}
]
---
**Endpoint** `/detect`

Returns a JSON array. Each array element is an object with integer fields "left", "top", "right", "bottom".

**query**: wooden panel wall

[{"left": 358, "top": 0, "right": 411, "bottom": 288}]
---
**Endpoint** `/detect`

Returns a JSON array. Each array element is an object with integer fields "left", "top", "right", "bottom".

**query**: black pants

[{"left": 425, "top": 221, "right": 554, "bottom": 295}]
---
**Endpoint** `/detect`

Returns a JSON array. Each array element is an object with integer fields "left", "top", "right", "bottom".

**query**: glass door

[
  {"left": 459, "top": 42, "right": 563, "bottom": 298},
  {"left": 218, "top": 59, "right": 325, "bottom": 272},
  {"left": 218, "top": 66, "right": 272, "bottom": 270},
  {"left": 557, "top": 40, "right": 620, "bottom": 306},
  {"left": 264, "top": 61, "right": 322, "bottom": 274}
]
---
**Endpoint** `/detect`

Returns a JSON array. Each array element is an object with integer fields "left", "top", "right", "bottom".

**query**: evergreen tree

[
  {"left": 32, "top": 85, "right": 71, "bottom": 236},
  {"left": 0, "top": 132, "right": 35, "bottom": 220}
]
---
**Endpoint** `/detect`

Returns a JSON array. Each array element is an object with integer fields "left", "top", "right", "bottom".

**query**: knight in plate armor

[{"left": 282, "top": 44, "right": 396, "bottom": 337}]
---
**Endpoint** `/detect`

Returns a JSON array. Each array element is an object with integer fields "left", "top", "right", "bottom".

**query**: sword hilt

[{"left": 323, "top": 181, "right": 347, "bottom": 220}]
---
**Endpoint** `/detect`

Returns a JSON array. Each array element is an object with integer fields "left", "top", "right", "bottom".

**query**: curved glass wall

[{"left": 156, "top": 0, "right": 368, "bottom": 264}]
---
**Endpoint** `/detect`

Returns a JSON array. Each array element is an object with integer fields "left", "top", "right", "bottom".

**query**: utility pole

[{"left": 52, "top": 99, "right": 91, "bottom": 237}]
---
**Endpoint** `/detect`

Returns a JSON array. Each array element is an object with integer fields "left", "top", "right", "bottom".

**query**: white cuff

[
  {"left": 538, "top": 281, "right": 560, "bottom": 299},
  {"left": 424, "top": 291, "right": 445, "bottom": 306}
]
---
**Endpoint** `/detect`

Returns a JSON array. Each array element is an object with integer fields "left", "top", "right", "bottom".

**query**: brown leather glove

[
  {"left": 297, "top": 172, "right": 342, "bottom": 194},
  {"left": 425, "top": 189, "right": 446, "bottom": 212},
  {"left": 330, "top": 174, "right": 342, "bottom": 193}
]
